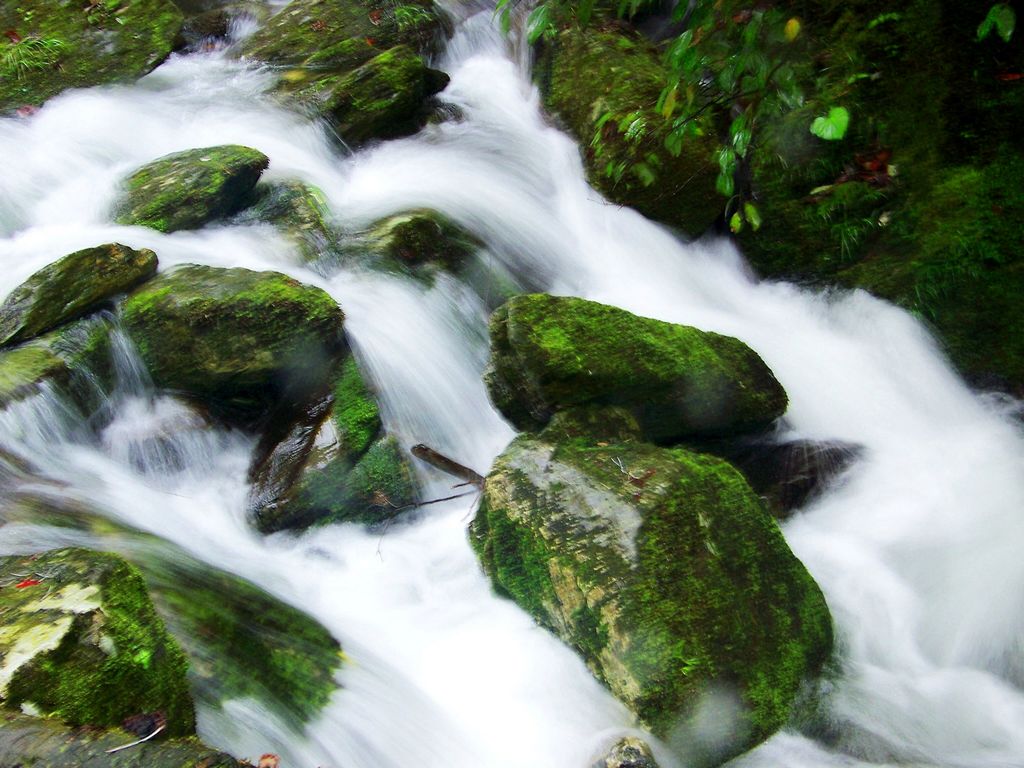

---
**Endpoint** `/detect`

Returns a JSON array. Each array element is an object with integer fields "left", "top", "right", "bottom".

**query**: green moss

[
  {"left": 121, "top": 264, "right": 345, "bottom": 411},
  {"left": 485, "top": 294, "right": 787, "bottom": 441},
  {"left": 246, "top": 180, "right": 337, "bottom": 264},
  {"left": 539, "top": 25, "right": 721, "bottom": 237},
  {"left": 472, "top": 435, "right": 832, "bottom": 762},
  {"left": 332, "top": 356, "right": 381, "bottom": 457},
  {"left": 114, "top": 146, "right": 269, "bottom": 234},
  {"left": 368, "top": 209, "right": 480, "bottom": 270},
  {"left": 0, "top": 548, "right": 194, "bottom": 736},
  {"left": 0, "top": 342, "right": 67, "bottom": 407},
  {"left": 0, "top": 244, "right": 156, "bottom": 347},
  {"left": 323, "top": 435, "right": 415, "bottom": 525},
  {"left": 0, "top": 0, "right": 183, "bottom": 112},
  {"left": 284, "top": 44, "right": 449, "bottom": 145}
]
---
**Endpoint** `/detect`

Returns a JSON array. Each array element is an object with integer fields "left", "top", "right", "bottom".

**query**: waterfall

[{"left": 1, "top": 5, "right": 1023, "bottom": 768}]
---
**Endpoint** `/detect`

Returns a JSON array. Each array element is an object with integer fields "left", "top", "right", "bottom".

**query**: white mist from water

[{"left": 0, "top": 5, "right": 1022, "bottom": 768}]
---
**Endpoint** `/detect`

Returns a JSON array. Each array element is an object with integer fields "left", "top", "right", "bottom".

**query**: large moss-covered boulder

[
  {"left": 539, "top": 25, "right": 720, "bottom": 237},
  {"left": 0, "top": 548, "right": 194, "bottom": 735},
  {"left": 0, "top": 0, "right": 183, "bottom": 113},
  {"left": 0, "top": 315, "right": 113, "bottom": 412},
  {"left": 0, "top": 244, "right": 156, "bottom": 347},
  {"left": 368, "top": 208, "right": 480, "bottom": 270},
  {"left": 485, "top": 294, "right": 787, "bottom": 441},
  {"left": 282, "top": 44, "right": 449, "bottom": 146},
  {"left": 114, "top": 146, "right": 269, "bottom": 233},
  {"left": 121, "top": 264, "right": 345, "bottom": 413},
  {"left": 471, "top": 434, "right": 832, "bottom": 764},
  {"left": 0, "top": 710, "right": 246, "bottom": 768},
  {"left": 248, "top": 356, "right": 416, "bottom": 532}
]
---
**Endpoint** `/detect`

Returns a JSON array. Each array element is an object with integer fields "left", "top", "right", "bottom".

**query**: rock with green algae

[
  {"left": 282, "top": 44, "right": 450, "bottom": 146},
  {"left": 239, "top": 0, "right": 443, "bottom": 73},
  {"left": 0, "top": 548, "right": 194, "bottom": 736},
  {"left": 594, "top": 737, "right": 660, "bottom": 768},
  {"left": 0, "top": 315, "right": 113, "bottom": 412},
  {"left": 471, "top": 432, "right": 832, "bottom": 765},
  {"left": 0, "top": 0, "right": 183, "bottom": 113},
  {"left": 113, "top": 145, "right": 269, "bottom": 233},
  {"left": 538, "top": 25, "right": 721, "bottom": 238},
  {"left": 367, "top": 208, "right": 480, "bottom": 270},
  {"left": 0, "top": 494, "right": 344, "bottom": 730},
  {"left": 243, "top": 180, "right": 338, "bottom": 264},
  {"left": 485, "top": 294, "right": 787, "bottom": 442},
  {"left": 247, "top": 356, "right": 417, "bottom": 532},
  {"left": 121, "top": 264, "right": 345, "bottom": 414},
  {"left": 0, "top": 710, "right": 247, "bottom": 768},
  {"left": 0, "top": 244, "right": 156, "bottom": 348}
]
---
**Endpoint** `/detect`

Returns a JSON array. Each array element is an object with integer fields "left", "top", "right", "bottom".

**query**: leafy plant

[
  {"left": 978, "top": 3, "right": 1016, "bottom": 42},
  {"left": 393, "top": 4, "right": 434, "bottom": 32},
  {"left": 0, "top": 36, "right": 66, "bottom": 81},
  {"left": 810, "top": 106, "right": 850, "bottom": 141}
]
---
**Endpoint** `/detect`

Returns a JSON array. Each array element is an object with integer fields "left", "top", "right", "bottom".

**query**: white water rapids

[{"left": 1, "top": 4, "right": 1023, "bottom": 767}]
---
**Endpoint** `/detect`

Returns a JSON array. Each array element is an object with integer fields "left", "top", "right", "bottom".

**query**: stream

[{"left": 1, "top": 4, "right": 1023, "bottom": 767}]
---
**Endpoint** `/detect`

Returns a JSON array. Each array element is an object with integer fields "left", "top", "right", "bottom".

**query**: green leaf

[
  {"left": 744, "top": 202, "right": 763, "bottom": 230},
  {"left": 526, "top": 5, "right": 553, "bottom": 45},
  {"left": 784, "top": 17, "right": 801, "bottom": 42},
  {"left": 578, "top": 0, "right": 596, "bottom": 26},
  {"left": 810, "top": 106, "right": 850, "bottom": 140},
  {"left": 729, "top": 212, "right": 743, "bottom": 233},
  {"left": 978, "top": 4, "right": 1015, "bottom": 42}
]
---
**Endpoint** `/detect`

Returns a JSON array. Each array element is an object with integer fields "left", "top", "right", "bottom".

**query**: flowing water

[{"left": 1, "top": 4, "right": 1023, "bottom": 767}]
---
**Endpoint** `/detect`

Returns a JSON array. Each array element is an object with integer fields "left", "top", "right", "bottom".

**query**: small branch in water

[
  {"left": 411, "top": 444, "right": 485, "bottom": 488},
  {"left": 105, "top": 724, "right": 165, "bottom": 754}
]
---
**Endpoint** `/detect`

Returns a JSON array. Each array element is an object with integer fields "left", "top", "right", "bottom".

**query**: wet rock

[
  {"left": 244, "top": 180, "right": 338, "bottom": 264},
  {"left": 368, "top": 209, "right": 480, "bottom": 270},
  {"left": 721, "top": 438, "right": 862, "bottom": 520},
  {"left": 178, "top": 2, "right": 267, "bottom": 47},
  {"left": 114, "top": 145, "right": 269, "bottom": 233},
  {"left": 0, "top": 548, "right": 194, "bottom": 735},
  {"left": 485, "top": 294, "right": 788, "bottom": 441},
  {"left": 0, "top": 0, "right": 183, "bottom": 113},
  {"left": 0, "top": 315, "right": 113, "bottom": 412},
  {"left": 471, "top": 433, "right": 832, "bottom": 764},
  {"left": 281, "top": 45, "right": 450, "bottom": 146},
  {"left": 0, "top": 244, "right": 156, "bottom": 347},
  {"left": 121, "top": 264, "right": 345, "bottom": 415},
  {"left": 240, "top": 0, "right": 448, "bottom": 144},
  {"left": 248, "top": 357, "right": 416, "bottom": 532},
  {"left": 594, "top": 737, "right": 659, "bottom": 768},
  {"left": 538, "top": 26, "right": 720, "bottom": 237},
  {"left": 0, "top": 710, "right": 245, "bottom": 767}
]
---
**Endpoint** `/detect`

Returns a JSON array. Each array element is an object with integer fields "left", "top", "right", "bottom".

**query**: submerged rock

[
  {"left": 368, "top": 208, "right": 480, "bottom": 270},
  {"left": 485, "top": 294, "right": 787, "bottom": 441},
  {"left": 594, "top": 737, "right": 660, "bottom": 768},
  {"left": 121, "top": 264, "right": 345, "bottom": 414},
  {"left": 245, "top": 180, "right": 338, "bottom": 264},
  {"left": 114, "top": 145, "right": 269, "bottom": 233},
  {"left": 539, "top": 26, "right": 720, "bottom": 237},
  {"left": 0, "top": 0, "right": 183, "bottom": 113},
  {"left": 471, "top": 434, "right": 832, "bottom": 763},
  {"left": 0, "top": 244, "right": 156, "bottom": 348},
  {"left": 0, "top": 315, "right": 113, "bottom": 412},
  {"left": 248, "top": 356, "right": 416, "bottom": 532},
  {"left": 0, "top": 548, "right": 194, "bottom": 735}
]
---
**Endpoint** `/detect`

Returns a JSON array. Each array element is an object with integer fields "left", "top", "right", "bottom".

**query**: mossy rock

[
  {"left": 0, "top": 548, "right": 194, "bottom": 736},
  {"left": 538, "top": 25, "right": 720, "bottom": 237},
  {"left": 0, "top": 0, "right": 183, "bottom": 113},
  {"left": 0, "top": 709, "right": 245, "bottom": 768},
  {"left": 594, "top": 737, "right": 659, "bottom": 768},
  {"left": 485, "top": 294, "right": 787, "bottom": 441},
  {"left": 121, "top": 264, "right": 345, "bottom": 414},
  {"left": 368, "top": 208, "right": 481, "bottom": 270},
  {"left": 0, "top": 244, "right": 156, "bottom": 348},
  {"left": 113, "top": 146, "right": 269, "bottom": 233},
  {"left": 239, "top": 0, "right": 443, "bottom": 73},
  {"left": 280, "top": 44, "right": 449, "bottom": 146},
  {"left": 0, "top": 315, "right": 113, "bottom": 412},
  {"left": 248, "top": 356, "right": 417, "bottom": 532},
  {"left": 471, "top": 435, "right": 832, "bottom": 764},
  {"left": 244, "top": 180, "right": 337, "bottom": 264}
]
